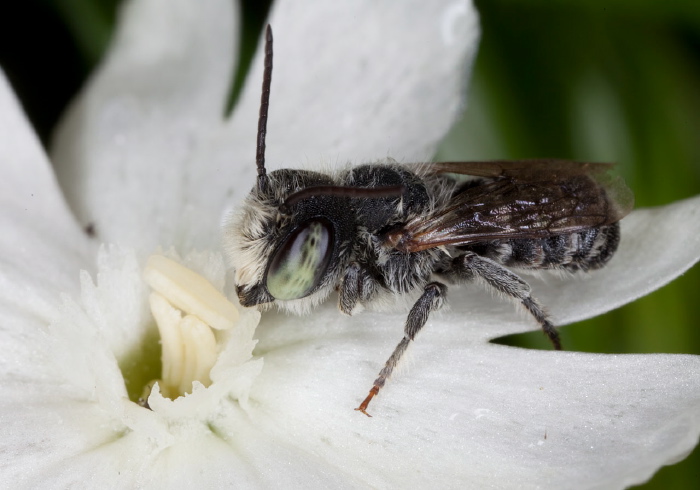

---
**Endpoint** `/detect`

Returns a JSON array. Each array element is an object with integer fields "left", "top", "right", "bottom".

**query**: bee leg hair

[
  {"left": 451, "top": 251, "right": 562, "bottom": 350},
  {"left": 338, "top": 262, "right": 378, "bottom": 315},
  {"left": 355, "top": 281, "right": 447, "bottom": 416}
]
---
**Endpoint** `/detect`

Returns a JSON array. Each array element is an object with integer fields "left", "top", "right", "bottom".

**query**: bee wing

[{"left": 389, "top": 160, "right": 634, "bottom": 253}]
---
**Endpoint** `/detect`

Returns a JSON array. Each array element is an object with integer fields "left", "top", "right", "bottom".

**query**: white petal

[
  {"left": 227, "top": 0, "right": 480, "bottom": 167},
  {"left": 0, "top": 252, "right": 133, "bottom": 485},
  {"left": 0, "top": 69, "right": 95, "bottom": 385},
  {"left": 1, "top": 249, "right": 146, "bottom": 486},
  {"left": 51, "top": 0, "right": 239, "bottom": 254},
  {"left": 0, "top": 390, "right": 125, "bottom": 485},
  {"left": 0, "top": 70, "right": 93, "bottom": 300},
  {"left": 250, "top": 307, "right": 700, "bottom": 488}
]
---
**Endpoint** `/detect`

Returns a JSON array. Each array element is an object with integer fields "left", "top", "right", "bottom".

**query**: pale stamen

[
  {"left": 143, "top": 254, "right": 239, "bottom": 330},
  {"left": 178, "top": 314, "right": 217, "bottom": 395},
  {"left": 142, "top": 255, "right": 238, "bottom": 402}
]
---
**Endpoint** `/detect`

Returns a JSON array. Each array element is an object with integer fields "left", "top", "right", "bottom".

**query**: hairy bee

[{"left": 224, "top": 26, "right": 634, "bottom": 416}]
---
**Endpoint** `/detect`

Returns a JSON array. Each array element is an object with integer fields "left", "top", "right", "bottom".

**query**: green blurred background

[{"left": 0, "top": 0, "right": 698, "bottom": 487}]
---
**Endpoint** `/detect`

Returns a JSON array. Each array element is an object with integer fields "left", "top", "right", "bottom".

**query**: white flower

[{"left": 1, "top": 0, "right": 699, "bottom": 488}]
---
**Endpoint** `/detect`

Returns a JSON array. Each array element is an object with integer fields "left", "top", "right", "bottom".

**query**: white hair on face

[
  {"left": 222, "top": 193, "right": 276, "bottom": 289},
  {"left": 222, "top": 167, "right": 350, "bottom": 315}
]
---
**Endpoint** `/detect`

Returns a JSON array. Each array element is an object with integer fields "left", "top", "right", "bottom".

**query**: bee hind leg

[
  {"left": 451, "top": 251, "right": 562, "bottom": 350},
  {"left": 355, "top": 281, "right": 447, "bottom": 416}
]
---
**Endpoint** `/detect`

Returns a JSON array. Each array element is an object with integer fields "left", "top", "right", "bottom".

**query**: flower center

[{"left": 140, "top": 254, "right": 240, "bottom": 403}]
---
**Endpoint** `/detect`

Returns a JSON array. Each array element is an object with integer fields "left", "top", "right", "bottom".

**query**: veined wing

[{"left": 387, "top": 160, "right": 633, "bottom": 253}]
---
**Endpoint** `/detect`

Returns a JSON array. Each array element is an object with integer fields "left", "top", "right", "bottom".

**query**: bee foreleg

[
  {"left": 355, "top": 281, "right": 447, "bottom": 416},
  {"left": 451, "top": 251, "right": 562, "bottom": 350},
  {"left": 338, "top": 262, "right": 378, "bottom": 315}
]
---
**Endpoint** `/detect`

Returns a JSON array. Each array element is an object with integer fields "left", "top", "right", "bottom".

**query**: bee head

[{"left": 224, "top": 169, "right": 356, "bottom": 314}]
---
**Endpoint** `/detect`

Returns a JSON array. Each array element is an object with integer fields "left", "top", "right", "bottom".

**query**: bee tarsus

[{"left": 355, "top": 386, "right": 380, "bottom": 417}]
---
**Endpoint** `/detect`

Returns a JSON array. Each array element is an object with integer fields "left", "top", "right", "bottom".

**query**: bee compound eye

[{"left": 265, "top": 220, "right": 334, "bottom": 300}]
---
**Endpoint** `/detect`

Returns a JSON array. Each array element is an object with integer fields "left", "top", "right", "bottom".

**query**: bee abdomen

[{"left": 469, "top": 224, "right": 620, "bottom": 272}]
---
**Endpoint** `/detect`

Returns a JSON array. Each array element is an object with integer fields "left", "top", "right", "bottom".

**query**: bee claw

[
  {"left": 354, "top": 406, "right": 373, "bottom": 417},
  {"left": 355, "top": 387, "right": 378, "bottom": 417}
]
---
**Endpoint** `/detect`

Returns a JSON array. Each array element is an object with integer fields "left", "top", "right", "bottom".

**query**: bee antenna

[{"left": 256, "top": 24, "right": 273, "bottom": 192}]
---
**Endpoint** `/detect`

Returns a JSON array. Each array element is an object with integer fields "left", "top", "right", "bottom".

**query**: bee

[{"left": 224, "top": 26, "right": 634, "bottom": 416}]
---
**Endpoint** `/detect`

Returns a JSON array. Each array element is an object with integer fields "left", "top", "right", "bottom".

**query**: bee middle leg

[
  {"left": 450, "top": 251, "right": 562, "bottom": 350},
  {"left": 355, "top": 281, "right": 447, "bottom": 417}
]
